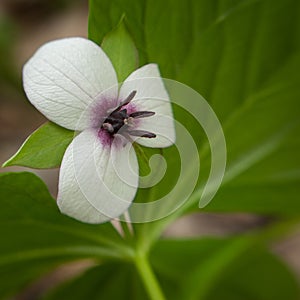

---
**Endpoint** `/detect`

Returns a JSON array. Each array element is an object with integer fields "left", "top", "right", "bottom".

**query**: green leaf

[
  {"left": 42, "top": 263, "right": 148, "bottom": 300},
  {"left": 88, "top": 0, "right": 147, "bottom": 63},
  {"left": 101, "top": 17, "right": 139, "bottom": 82},
  {"left": 39, "top": 236, "right": 300, "bottom": 300},
  {"left": 206, "top": 251, "right": 299, "bottom": 300},
  {"left": 89, "top": 0, "right": 300, "bottom": 246},
  {"left": 3, "top": 122, "right": 74, "bottom": 169},
  {"left": 198, "top": 56, "right": 300, "bottom": 214},
  {"left": 151, "top": 238, "right": 300, "bottom": 300},
  {"left": 0, "top": 172, "right": 132, "bottom": 298}
]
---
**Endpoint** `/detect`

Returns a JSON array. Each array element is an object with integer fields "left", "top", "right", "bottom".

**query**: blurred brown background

[
  {"left": 0, "top": 0, "right": 299, "bottom": 298},
  {"left": 0, "top": 0, "right": 88, "bottom": 196}
]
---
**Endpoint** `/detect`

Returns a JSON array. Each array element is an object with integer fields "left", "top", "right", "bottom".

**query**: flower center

[{"left": 102, "top": 90, "right": 156, "bottom": 139}]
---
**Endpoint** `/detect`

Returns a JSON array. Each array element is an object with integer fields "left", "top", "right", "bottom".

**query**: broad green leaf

[
  {"left": 206, "top": 251, "right": 299, "bottom": 300},
  {"left": 101, "top": 18, "right": 139, "bottom": 82},
  {"left": 3, "top": 122, "right": 74, "bottom": 169},
  {"left": 90, "top": 0, "right": 300, "bottom": 117},
  {"left": 88, "top": 0, "right": 147, "bottom": 63},
  {"left": 0, "top": 172, "right": 131, "bottom": 298},
  {"left": 42, "top": 263, "right": 148, "bottom": 300},
  {"left": 88, "top": 0, "right": 300, "bottom": 243},
  {"left": 40, "top": 236, "right": 300, "bottom": 300},
  {"left": 151, "top": 238, "right": 300, "bottom": 300},
  {"left": 22, "top": 235, "right": 300, "bottom": 300}
]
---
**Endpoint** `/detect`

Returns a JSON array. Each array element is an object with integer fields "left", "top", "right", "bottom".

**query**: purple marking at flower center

[
  {"left": 98, "top": 128, "right": 113, "bottom": 147},
  {"left": 100, "top": 90, "right": 156, "bottom": 142}
]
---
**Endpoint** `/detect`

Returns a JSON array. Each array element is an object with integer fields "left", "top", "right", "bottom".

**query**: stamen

[
  {"left": 119, "top": 90, "right": 137, "bottom": 106},
  {"left": 102, "top": 123, "right": 114, "bottom": 133},
  {"left": 130, "top": 111, "right": 155, "bottom": 119},
  {"left": 128, "top": 130, "right": 156, "bottom": 138},
  {"left": 124, "top": 117, "right": 134, "bottom": 125},
  {"left": 101, "top": 90, "right": 156, "bottom": 139}
]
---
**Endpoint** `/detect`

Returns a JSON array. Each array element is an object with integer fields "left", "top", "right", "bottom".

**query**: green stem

[{"left": 135, "top": 252, "right": 166, "bottom": 300}]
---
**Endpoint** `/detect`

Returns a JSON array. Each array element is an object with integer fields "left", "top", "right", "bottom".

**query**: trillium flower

[{"left": 23, "top": 37, "right": 175, "bottom": 223}]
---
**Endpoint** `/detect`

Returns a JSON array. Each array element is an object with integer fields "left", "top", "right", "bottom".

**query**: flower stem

[{"left": 134, "top": 252, "right": 166, "bottom": 300}]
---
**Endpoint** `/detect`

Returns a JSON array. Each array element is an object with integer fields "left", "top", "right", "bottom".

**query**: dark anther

[
  {"left": 101, "top": 90, "right": 156, "bottom": 139},
  {"left": 128, "top": 130, "right": 156, "bottom": 138},
  {"left": 130, "top": 111, "right": 155, "bottom": 119},
  {"left": 119, "top": 90, "right": 137, "bottom": 107}
]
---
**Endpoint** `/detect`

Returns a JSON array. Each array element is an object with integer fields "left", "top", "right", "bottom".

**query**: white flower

[{"left": 23, "top": 37, "right": 175, "bottom": 223}]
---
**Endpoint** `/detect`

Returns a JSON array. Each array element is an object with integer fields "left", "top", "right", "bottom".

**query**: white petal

[
  {"left": 23, "top": 37, "right": 118, "bottom": 131},
  {"left": 119, "top": 64, "right": 175, "bottom": 148},
  {"left": 57, "top": 129, "right": 138, "bottom": 224}
]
